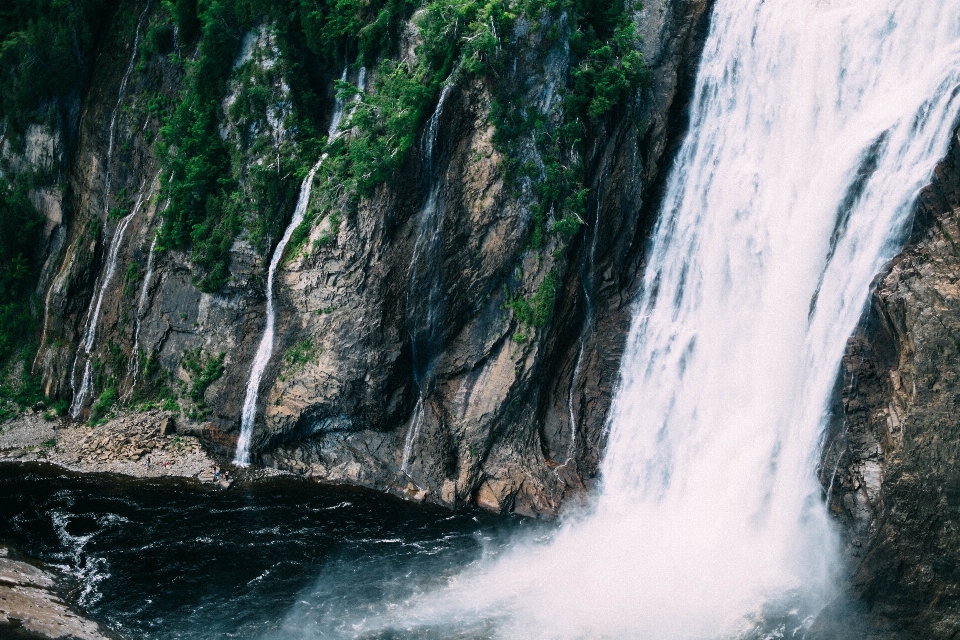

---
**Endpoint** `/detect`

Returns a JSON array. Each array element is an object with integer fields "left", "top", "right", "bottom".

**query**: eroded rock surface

[
  {"left": 26, "top": 0, "right": 715, "bottom": 515},
  {"left": 0, "top": 547, "right": 109, "bottom": 640}
]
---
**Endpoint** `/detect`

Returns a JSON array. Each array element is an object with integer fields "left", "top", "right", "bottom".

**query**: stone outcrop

[
  {"left": 0, "top": 546, "right": 110, "bottom": 640},
  {"left": 818, "top": 129, "right": 960, "bottom": 637}
]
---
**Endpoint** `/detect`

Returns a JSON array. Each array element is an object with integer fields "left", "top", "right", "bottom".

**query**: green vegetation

[
  {"left": 179, "top": 348, "right": 225, "bottom": 418},
  {"left": 0, "top": 0, "right": 112, "bottom": 141},
  {"left": 151, "top": 0, "right": 420, "bottom": 290},
  {"left": 283, "top": 338, "right": 320, "bottom": 373},
  {"left": 90, "top": 386, "right": 118, "bottom": 422},
  {"left": 146, "top": 0, "right": 647, "bottom": 298},
  {"left": 0, "top": 178, "right": 50, "bottom": 418},
  {"left": 506, "top": 272, "right": 558, "bottom": 329},
  {"left": 0, "top": 180, "right": 43, "bottom": 362},
  {"left": 130, "top": 350, "right": 181, "bottom": 414}
]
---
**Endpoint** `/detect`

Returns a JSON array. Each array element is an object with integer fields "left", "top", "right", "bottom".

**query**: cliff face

[
  {"left": 818, "top": 130, "right": 960, "bottom": 637},
  {"left": 15, "top": 0, "right": 714, "bottom": 515}
]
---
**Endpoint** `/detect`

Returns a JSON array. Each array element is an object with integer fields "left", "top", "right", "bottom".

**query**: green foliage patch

[
  {"left": 506, "top": 272, "right": 557, "bottom": 329},
  {"left": 282, "top": 338, "right": 320, "bottom": 376},
  {"left": 0, "top": 0, "right": 112, "bottom": 140},
  {"left": 181, "top": 348, "right": 226, "bottom": 405},
  {"left": 0, "top": 180, "right": 43, "bottom": 362}
]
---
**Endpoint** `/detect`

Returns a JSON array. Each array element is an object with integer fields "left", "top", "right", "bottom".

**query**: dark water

[{"left": 0, "top": 464, "right": 531, "bottom": 639}]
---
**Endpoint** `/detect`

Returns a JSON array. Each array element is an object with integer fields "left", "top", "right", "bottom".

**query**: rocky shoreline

[{"left": 0, "top": 410, "right": 282, "bottom": 487}]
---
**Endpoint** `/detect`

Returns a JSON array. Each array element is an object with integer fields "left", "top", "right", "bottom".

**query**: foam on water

[{"left": 288, "top": 0, "right": 960, "bottom": 637}]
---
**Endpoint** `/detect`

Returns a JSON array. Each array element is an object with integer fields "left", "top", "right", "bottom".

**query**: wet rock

[
  {"left": 821, "top": 127, "right": 960, "bottom": 636},
  {"left": 26, "top": 0, "right": 714, "bottom": 517}
]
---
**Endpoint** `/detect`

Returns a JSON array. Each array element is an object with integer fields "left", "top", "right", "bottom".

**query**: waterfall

[
  {"left": 234, "top": 68, "right": 367, "bottom": 465},
  {"left": 69, "top": 184, "right": 154, "bottom": 417},
  {"left": 234, "top": 161, "right": 321, "bottom": 465},
  {"left": 103, "top": 1, "right": 150, "bottom": 216},
  {"left": 563, "top": 178, "right": 604, "bottom": 466},
  {"left": 126, "top": 235, "right": 157, "bottom": 380},
  {"left": 126, "top": 176, "right": 172, "bottom": 392},
  {"left": 67, "top": 5, "right": 151, "bottom": 417},
  {"left": 400, "top": 83, "right": 453, "bottom": 474},
  {"left": 342, "top": 0, "right": 960, "bottom": 637},
  {"left": 327, "top": 64, "right": 350, "bottom": 139},
  {"left": 35, "top": 251, "right": 75, "bottom": 367}
]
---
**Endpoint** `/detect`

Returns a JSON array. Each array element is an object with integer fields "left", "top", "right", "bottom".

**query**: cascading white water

[
  {"left": 328, "top": 1, "right": 960, "bottom": 638},
  {"left": 35, "top": 251, "right": 75, "bottom": 366},
  {"left": 235, "top": 66, "right": 369, "bottom": 465},
  {"left": 400, "top": 83, "right": 453, "bottom": 474},
  {"left": 103, "top": 1, "right": 151, "bottom": 216},
  {"left": 126, "top": 177, "right": 172, "bottom": 393},
  {"left": 127, "top": 236, "right": 157, "bottom": 379},
  {"left": 327, "top": 64, "right": 350, "bottom": 139}
]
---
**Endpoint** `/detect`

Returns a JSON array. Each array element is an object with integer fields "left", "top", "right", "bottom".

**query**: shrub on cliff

[
  {"left": 0, "top": 0, "right": 111, "bottom": 141},
  {"left": 0, "top": 180, "right": 42, "bottom": 363}
]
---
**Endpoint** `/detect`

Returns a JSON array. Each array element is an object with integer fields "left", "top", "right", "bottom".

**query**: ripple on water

[{"left": 0, "top": 463, "right": 524, "bottom": 639}]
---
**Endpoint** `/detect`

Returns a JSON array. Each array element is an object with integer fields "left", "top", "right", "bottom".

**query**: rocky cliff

[
  {"left": 3, "top": 0, "right": 714, "bottom": 516},
  {"left": 818, "top": 129, "right": 960, "bottom": 637}
]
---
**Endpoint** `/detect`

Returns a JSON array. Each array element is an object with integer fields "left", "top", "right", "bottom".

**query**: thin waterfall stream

[
  {"left": 67, "top": 4, "right": 151, "bottom": 417},
  {"left": 69, "top": 178, "right": 156, "bottom": 417},
  {"left": 234, "top": 161, "right": 322, "bottom": 465},
  {"left": 234, "top": 69, "right": 365, "bottom": 465},
  {"left": 400, "top": 83, "right": 453, "bottom": 475},
  {"left": 564, "top": 177, "right": 603, "bottom": 467}
]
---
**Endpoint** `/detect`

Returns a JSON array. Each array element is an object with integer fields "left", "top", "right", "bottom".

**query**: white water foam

[{"left": 295, "top": 0, "right": 960, "bottom": 638}]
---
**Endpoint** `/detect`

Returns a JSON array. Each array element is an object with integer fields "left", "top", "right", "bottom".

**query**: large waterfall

[{"left": 319, "top": 0, "right": 960, "bottom": 637}]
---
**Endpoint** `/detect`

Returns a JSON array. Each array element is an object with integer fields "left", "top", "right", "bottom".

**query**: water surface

[{"left": 0, "top": 463, "right": 527, "bottom": 639}]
